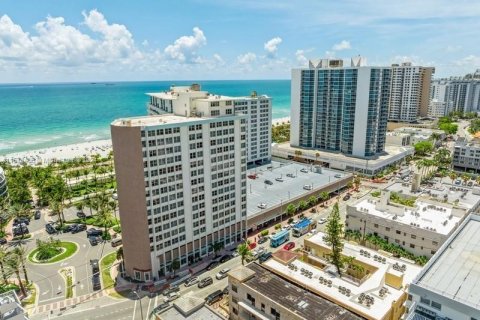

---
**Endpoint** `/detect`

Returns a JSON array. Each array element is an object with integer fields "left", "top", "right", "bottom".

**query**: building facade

[
  {"left": 111, "top": 113, "right": 247, "bottom": 281},
  {"left": 345, "top": 192, "right": 467, "bottom": 258},
  {"left": 291, "top": 57, "right": 391, "bottom": 158},
  {"left": 0, "top": 167, "right": 7, "bottom": 198},
  {"left": 407, "top": 214, "right": 480, "bottom": 320},
  {"left": 453, "top": 140, "right": 480, "bottom": 173},
  {"left": 147, "top": 85, "right": 272, "bottom": 166},
  {"left": 388, "top": 63, "right": 434, "bottom": 122}
]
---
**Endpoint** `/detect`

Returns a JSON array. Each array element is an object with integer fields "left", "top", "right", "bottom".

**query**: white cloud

[
  {"left": 455, "top": 55, "right": 480, "bottom": 67},
  {"left": 295, "top": 49, "right": 308, "bottom": 66},
  {"left": 213, "top": 53, "right": 225, "bottom": 65},
  {"left": 332, "top": 40, "right": 351, "bottom": 51},
  {"left": 264, "top": 37, "right": 282, "bottom": 58},
  {"left": 164, "top": 27, "right": 207, "bottom": 63},
  {"left": 237, "top": 52, "right": 256, "bottom": 64}
]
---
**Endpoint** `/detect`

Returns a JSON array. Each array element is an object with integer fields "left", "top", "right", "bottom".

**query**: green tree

[
  {"left": 319, "top": 191, "right": 329, "bottom": 206},
  {"left": 298, "top": 200, "right": 308, "bottom": 210},
  {"left": 294, "top": 150, "right": 302, "bottom": 161},
  {"left": 286, "top": 204, "right": 296, "bottom": 216},
  {"left": 5, "top": 252, "right": 26, "bottom": 296},
  {"left": 449, "top": 171, "right": 458, "bottom": 184},
  {"left": 414, "top": 141, "right": 434, "bottom": 156},
  {"left": 169, "top": 259, "right": 180, "bottom": 277},
  {"left": 324, "top": 203, "right": 344, "bottom": 276},
  {"left": 308, "top": 196, "right": 317, "bottom": 207},
  {"left": 13, "top": 246, "right": 29, "bottom": 284},
  {"left": 210, "top": 242, "right": 224, "bottom": 258},
  {"left": 0, "top": 246, "right": 9, "bottom": 284},
  {"left": 353, "top": 176, "right": 361, "bottom": 191},
  {"left": 237, "top": 242, "right": 252, "bottom": 266}
]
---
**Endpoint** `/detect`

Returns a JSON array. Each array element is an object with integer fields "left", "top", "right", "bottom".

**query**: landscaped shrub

[
  {"left": 260, "top": 230, "right": 269, "bottom": 237},
  {"left": 35, "top": 237, "right": 62, "bottom": 261}
]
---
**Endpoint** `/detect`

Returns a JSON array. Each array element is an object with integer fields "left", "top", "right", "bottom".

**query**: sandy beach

[
  {"left": 0, "top": 139, "right": 112, "bottom": 167},
  {"left": 0, "top": 117, "right": 291, "bottom": 167}
]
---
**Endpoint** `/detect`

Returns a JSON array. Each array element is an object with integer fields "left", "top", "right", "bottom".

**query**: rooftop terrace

[
  {"left": 262, "top": 232, "right": 422, "bottom": 320},
  {"left": 352, "top": 197, "right": 461, "bottom": 235},
  {"left": 246, "top": 161, "right": 350, "bottom": 218},
  {"left": 413, "top": 214, "right": 480, "bottom": 310}
]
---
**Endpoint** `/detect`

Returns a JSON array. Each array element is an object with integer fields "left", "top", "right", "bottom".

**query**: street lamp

[{"left": 133, "top": 290, "right": 144, "bottom": 320}]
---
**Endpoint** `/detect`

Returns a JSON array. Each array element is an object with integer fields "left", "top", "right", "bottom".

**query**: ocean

[{"left": 0, "top": 80, "right": 291, "bottom": 155}]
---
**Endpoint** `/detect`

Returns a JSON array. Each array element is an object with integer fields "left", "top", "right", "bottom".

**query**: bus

[
  {"left": 270, "top": 229, "right": 290, "bottom": 248},
  {"left": 292, "top": 218, "right": 317, "bottom": 237}
]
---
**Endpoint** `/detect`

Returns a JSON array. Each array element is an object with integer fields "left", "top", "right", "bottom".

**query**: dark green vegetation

[{"left": 272, "top": 123, "right": 290, "bottom": 143}]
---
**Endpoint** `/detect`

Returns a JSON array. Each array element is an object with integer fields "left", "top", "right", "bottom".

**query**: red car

[
  {"left": 283, "top": 242, "right": 295, "bottom": 251},
  {"left": 249, "top": 242, "right": 257, "bottom": 250}
]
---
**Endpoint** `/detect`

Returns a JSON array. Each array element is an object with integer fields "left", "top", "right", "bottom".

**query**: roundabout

[{"left": 28, "top": 241, "right": 78, "bottom": 264}]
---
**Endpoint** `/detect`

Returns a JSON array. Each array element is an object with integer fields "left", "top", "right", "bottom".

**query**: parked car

[
  {"left": 71, "top": 224, "right": 87, "bottom": 234},
  {"left": 264, "top": 180, "right": 273, "bottom": 185},
  {"left": 259, "top": 252, "right": 273, "bottom": 263},
  {"left": 90, "top": 259, "right": 100, "bottom": 274},
  {"left": 88, "top": 236, "right": 100, "bottom": 246},
  {"left": 258, "top": 237, "right": 268, "bottom": 244},
  {"left": 164, "top": 292, "right": 180, "bottom": 302},
  {"left": 0, "top": 238, "right": 7, "bottom": 245},
  {"left": 275, "top": 177, "right": 284, "bottom": 182},
  {"left": 303, "top": 185, "right": 313, "bottom": 190},
  {"left": 63, "top": 224, "right": 76, "bottom": 232},
  {"left": 206, "top": 261, "right": 219, "bottom": 271},
  {"left": 153, "top": 302, "right": 170, "bottom": 313},
  {"left": 163, "top": 285, "right": 179, "bottom": 296},
  {"left": 247, "top": 174, "right": 257, "bottom": 180},
  {"left": 184, "top": 276, "right": 199, "bottom": 287},
  {"left": 282, "top": 225, "right": 291, "bottom": 231},
  {"left": 34, "top": 210, "right": 41, "bottom": 220},
  {"left": 219, "top": 254, "right": 232, "bottom": 263},
  {"left": 13, "top": 225, "right": 29, "bottom": 236},
  {"left": 77, "top": 211, "right": 87, "bottom": 219},
  {"left": 343, "top": 194, "right": 351, "bottom": 201},
  {"left": 257, "top": 203, "right": 267, "bottom": 209},
  {"left": 300, "top": 168, "right": 309, "bottom": 173},
  {"left": 86, "top": 228, "right": 103, "bottom": 237},
  {"left": 198, "top": 277, "right": 213, "bottom": 288},
  {"left": 318, "top": 218, "right": 327, "bottom": 224},
  {"left": 216, "top": 268, "right": 230, "bottom": 280},
  {"left": 13, "top": 217, "right": 29, "bottom": 226},
  {"left": 248, "top": 242, "right": 257, "bottom": 250},
  {"left": 286, "top": 173, "right": 295, "bottom": 178},
  {"left": 45, "top": 223, "right": 56, "bottom": 234},
  {"left": 92, "top": 275, "right": 101, "bottom": 290},
  {"left": 334, "top": 174, "right": 342, "bottom": 178},
  {"left": 283, "top": 242, "right": 295, "bottom": 251},
  {"left": 205, "top": 290, "right": 223, "bottom": 305}
]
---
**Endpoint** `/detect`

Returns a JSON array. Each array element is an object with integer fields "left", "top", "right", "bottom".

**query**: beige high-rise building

[
  {"left": 111, "top": 111, "right": 247, "bottom": 281},
  {"left": 388, "top": 63, "right": 435, "bottom": 122}
]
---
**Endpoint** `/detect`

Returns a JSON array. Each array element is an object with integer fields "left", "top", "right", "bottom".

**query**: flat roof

[
  {"left": 246, "top": 161, "right": 350, "bottom": 219},
  {"left": 158, "top": 305, "right": 222, "bottom": 320},
  {"left": 387, "top": 182, "right": 480, "bottom": 212},
  {"left": 413, "top": 214, "right": 480, "bottom": 309},
  {"left": 352, "top": 197, "right": 461, "bottom": 235},
  {"left": 111, "top": 114, "right": 210, "bottom": 127},
  {"left": 244, "top": 263, "right": 363, "bottom": 320},
  {"left": 263, "top": 232, "right": 422, "bottom": 320}
]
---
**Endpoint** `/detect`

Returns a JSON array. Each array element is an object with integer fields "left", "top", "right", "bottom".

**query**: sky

[{"left": 1, "top": 0, "right": 480, "bottom": 83}]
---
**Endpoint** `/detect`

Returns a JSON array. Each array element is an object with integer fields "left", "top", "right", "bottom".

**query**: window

[
  {"left": 420, "top": 297, "right": 430, "bottom": 305},
  {"left": 431, "top": 301, "right": 441, "bottom": 310},
  {"left": 374, "top": 223, "right": 379, "bottom": 228},
  {"left": 134, "top": 271, "right": 141, "bottom": 280},
  {"left": 232, "top": 284, "right": 237, "bottom": 293},
  {"left": 396, "top": 230, "right": 401, "bottom": 234},
  {"left": 261, "top": 303, "right": 265, "bottom": 312},
  {"left": 411, "top": 234, "right": 416, "bottom": 239}
]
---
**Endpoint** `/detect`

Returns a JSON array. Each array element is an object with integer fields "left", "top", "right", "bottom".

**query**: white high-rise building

[
  {"left": 291, "top": 57, "right": 391, "bottom": 158},
  {"left": 111, "top": 111, "right": 247, "bottom": 281},
  {"left": 147, "top": 84, "right": 272, "bottom": 165},
  {"left": 388, "top": 63, "right": 435, "bottom": 122}
]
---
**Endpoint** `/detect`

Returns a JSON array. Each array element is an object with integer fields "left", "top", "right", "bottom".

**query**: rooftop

[
  {"left": 111, "top": 113, "right": 245, "bottom": 128},
  {"left": 243, "top": 263, "right": 364, "bottom": 320},
  {"left": 263, "top": 232, "right": 422, "bottom": 320},
  {"left": 146, "top": 85, "right": 270, "bottom": 102},
  {"left": 158, "top": 305, "right": 222, "bottom": 320},
  {"left": 0, "top": 290, "right": 28, "bottom": 320},
  {"left": 413, "top": 214, "right": 480, "bottom": 310},
  {"left": 387, "top": 182, "right": 480, "bottom": 212},
  {"left": 351, "top": 196, "right": 462, "bottom": 235},
  {"left": 246, "top": 161, "right": 351, "bottom": 219}
]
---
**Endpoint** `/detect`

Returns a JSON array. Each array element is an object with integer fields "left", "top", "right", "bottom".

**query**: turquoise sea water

[{"left": 0, "top": 80, "right": 291, "bottom": 155}]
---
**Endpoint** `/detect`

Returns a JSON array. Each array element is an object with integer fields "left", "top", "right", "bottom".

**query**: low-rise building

[
  {"left": 392, "top": 127, "right": 445, "bottom": 147},
  {"left": 453, "top": 140, "right": 480, "bottom": 174},
  {"left": 236, "top": 232, "right": 423, "bottom": 320},
  {"left": 407, "top": 214, "right": 480, "bottom": 320},
  {"left": 0, "top": 290, "right": 29, "bottom": 319},
  {"left": 386, "top": 132, "right": 411, "bottom": 146},
  {"left": 228, "top": 261, "right": 363, "bottom": 320},
  {"left": 272, "top": 142, "right": 413, "bottom": 177},
  {"left": 346, "top": 191, "right": 468, "bottom": 258}
]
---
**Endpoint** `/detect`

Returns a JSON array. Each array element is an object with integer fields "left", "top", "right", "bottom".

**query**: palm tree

[
  {"left": 84, "top": 197, "right": 93, "bottom": 216},
  {"left": 294, "top": 150, "right": 302, "bottom": 161},
  {"left": 462, "top": 174, "right": 470, "bottom": 185},
  {"left": 0, "top": 246, "right": 9, "bottom": 284},
  {"left": 449, "top": 172, "right": 457, "bottom": 184},
  {"left": 108, "top": 200, "right": 118, "bottom": 224},
  {"left": 170, "top": 259, "right": 180, "bottom": 277},
  {"left": 210, "top": 242, "right": 224, "bottom": 258},
  {"left": 237, "top": 242, "right": 252, "bottom": 265},
  {"left": 96, "top": 209, "right": 114, "bottom": 237},
  {"left": 353, "top": 176, "right": 361, "bottom": 191},
  {"left": 315, "top": 152, "right": 320, "bottom": 164},
  {"left": 13, "top": 246, "right": 29, "bottom": 284},
  {"left": 8, "top": 203, "right": 30, "bottom": 220},
  {"left": 6, "top": 252, "right": 27, "bottom": 297},
  {"left": 75, "top": 202, "right": 84, "bottom": 215}
]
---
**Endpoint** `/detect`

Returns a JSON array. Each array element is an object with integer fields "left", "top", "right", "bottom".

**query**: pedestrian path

[{"left": 28, "top": 289, "right": 108, "bottom": 315}]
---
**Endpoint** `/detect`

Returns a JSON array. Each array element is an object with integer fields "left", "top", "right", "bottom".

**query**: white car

[
  {"left": 275, "top": 177, "right": 284, "bottom": 182},
  {"left": 300, "top": 168, "right": 309, "bottom": 173},
  {"left": 318, "top": 218, "right": 327, "bottom": 224},
  {"left": 334, "top": 174, "right": 342, "bottom": 178},
  {"left": 307, "top": 229, "right": 318, "bottom": 236},
  {"left": 303, "top": 185, "right": 313, "bottom": 190},
  {"left": 216, "top": 268, "right": 231, "bottom": 280},
  {"left": 164, "top": 292, "right": 180, "bottom": 302},
  {"left": 257, "top": 203, "right": 267, "bottom": 209}
]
